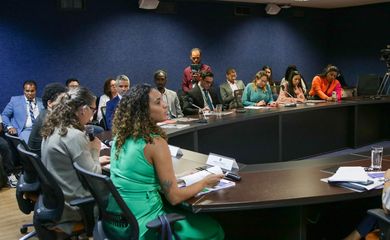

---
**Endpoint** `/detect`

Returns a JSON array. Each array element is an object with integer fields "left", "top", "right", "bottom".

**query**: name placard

[
  {"left": 206, "top": 153, "right": 236, "bottom": 171},
  {"left": 169, "top": 145, "right": 183, "bottom": 159}
]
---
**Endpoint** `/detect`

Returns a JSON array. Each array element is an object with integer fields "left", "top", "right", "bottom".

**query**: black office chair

[
  {"left": 17, "top": 144, "right": 95, "bottom": 239},
  {"left": 73, "top": 162, "right": 185, "bottom": 240},
  {"left": 357, "top": 74, "right": 381, "bottom": 96},
  {"left": 4, "top": 133, "right": 38, "bottom": 239},
  {"left": 367, "top": 208, "right": 390, "bottom": 240},
  {"left": 100, "top": 106, "right": 108, "bottom": 130},
  {"left": 230, "top": 89, "right": 244, "bottom": 109}
]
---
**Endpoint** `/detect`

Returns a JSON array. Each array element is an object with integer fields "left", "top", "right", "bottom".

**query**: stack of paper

[
  {"left": 177, "top": 166, "right": 236, "bottom": 196},
  {"left": 324, "top": 166, "right": 383, "bottom": 192}
]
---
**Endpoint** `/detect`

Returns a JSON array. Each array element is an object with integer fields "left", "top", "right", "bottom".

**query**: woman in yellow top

[
  {"left": 105, "top": 84, "right": 225, "bottom": 240},
  {"left": 309, "top": 65, "right": 342, "bottom": 101}
]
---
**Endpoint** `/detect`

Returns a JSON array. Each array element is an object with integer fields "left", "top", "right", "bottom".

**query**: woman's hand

[
  {"left": 256, "top": 100, "right": 266, "bottom": 106},
  {"left": 202, "top": 174, "right": 224, "bottom": 188},
  {"left": 99, "top": 156, "right": 110, "bottom": 166},
  {"left": 89, "top": 137, "right": 102, "bottom": 152},
  {"left": 326, "top": 97, "right": 333, "bottom": 101},
  {"left": 268, "top": 102, "right": 278, "bottom": 107}
]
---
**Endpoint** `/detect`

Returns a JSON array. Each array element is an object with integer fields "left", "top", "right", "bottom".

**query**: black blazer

[{"left": 182, "top": 84, "right": 220, "bottom": 115}]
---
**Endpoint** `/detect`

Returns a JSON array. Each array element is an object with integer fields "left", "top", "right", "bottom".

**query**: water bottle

[{"left": 332, "top": 91, "right": 337, "bottom": 101}]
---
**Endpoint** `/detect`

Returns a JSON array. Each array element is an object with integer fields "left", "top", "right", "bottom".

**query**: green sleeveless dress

[{"left": 104, "top": 136, "right": 224, "bottom": 240}]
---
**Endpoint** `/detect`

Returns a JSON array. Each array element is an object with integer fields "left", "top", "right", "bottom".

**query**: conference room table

[
  {"left": 166, "top": 97, "right": 390, "bottom": 165},
  {"left": 99, "top": 97, "right": 390, "bottom": 239},
  {"left": 174, "top": 148, "right": 390, "bottom": 239}
]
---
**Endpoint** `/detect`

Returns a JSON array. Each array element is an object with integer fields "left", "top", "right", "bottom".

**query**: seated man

[
  {"left": 65, "top": 78, "right": 80, "bottom": 90},
  {"left": 28, "top": 83, "right": 67, "bottom": 157},
  {"left": 182, "top": 71, "right": 220, "bottom": 115},
  {"left": 219, "top": 67, "right": 245, "bottom": 109},
  {"left": 2, "top": 80, "right": 44, "bottom": 142},
  {"left": 153, "top": 69, "right": 183, "bottom": 119},
  {"left": 105, "top": 74, "right": 130, "bottom": 130}
]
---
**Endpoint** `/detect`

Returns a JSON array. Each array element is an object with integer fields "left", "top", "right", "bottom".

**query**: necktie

[
  {"left": 28, "top": 100, "right": 36, "bottom": 124},
  {"left": 203, "top": 89, "right": 214, "bottom": 111}
]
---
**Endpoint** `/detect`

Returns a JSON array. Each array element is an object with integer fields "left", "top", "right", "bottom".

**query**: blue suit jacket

[
  {"left": 105, "top": 95, "right": 120, "bottom": 130},
  {"left": 1, "top": 95, "right": 44, "bottom": 136}
]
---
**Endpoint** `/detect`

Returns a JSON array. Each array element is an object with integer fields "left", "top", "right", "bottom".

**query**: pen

[{"left": 191, "top": 103, "right": 202, "bottom": 110}]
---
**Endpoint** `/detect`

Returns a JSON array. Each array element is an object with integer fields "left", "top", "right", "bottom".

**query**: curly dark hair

[
  {"left": 112, "top": 84, "right": 167, "bottom": 159},
  {"left": 41, "top": 82, "right": 67, "bottom": 109},
  {"left": 41, "top": 87, "right": 96, "bottom": 138}
]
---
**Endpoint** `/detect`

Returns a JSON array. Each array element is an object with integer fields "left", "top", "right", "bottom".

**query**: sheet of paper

[
  {"left": 328, "top": 166, "right": 370, "bottom": 183},
  {"left": 244, "top": 106, "right": 270, "bottom": 110}
]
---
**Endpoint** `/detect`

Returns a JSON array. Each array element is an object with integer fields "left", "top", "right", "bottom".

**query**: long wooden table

[
  {"left": 177, "top": 150, "right": 390, "bottom": 239},
  {"left": 167, "top": 97, "right": 390, "bottom": 165}
]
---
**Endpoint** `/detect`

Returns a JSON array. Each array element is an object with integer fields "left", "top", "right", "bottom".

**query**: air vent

[
  {"left": 234, "top": 6, "right": 251, "bottom": 16},
  {"left": 59, "top": 0, "right": 85, "bottom": 10}
]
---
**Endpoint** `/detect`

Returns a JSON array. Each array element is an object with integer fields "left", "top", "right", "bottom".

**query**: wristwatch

[{"left": 383, "top": 178, "right": 390, "bottom": 183}]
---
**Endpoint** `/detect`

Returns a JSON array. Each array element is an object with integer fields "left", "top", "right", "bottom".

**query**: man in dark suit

[
  {"left": 105, "top": 74, "right": 130, "bottom": 130},
  {"left": 183, "top": 71, "right": 220, "bottom": 115}
]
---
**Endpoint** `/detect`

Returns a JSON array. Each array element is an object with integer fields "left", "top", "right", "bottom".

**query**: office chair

[
  {"left": 73, "top": 161, "right": 185, "bottom": 240},
  {"left": 367, "top": 209, "right": 390, "bottom": 240},
  {"left": 356, "top": 74, "right": 381, "bottom": 96},
  {"left": 16, "top": 144, "right": 95, "bottom": 239},
  {"left": 100, "top": 106, "right": 108, "bottom": 130},
  {"left": 230, "top": 89, "right": 244, "bottom": 109},
  {"left": 4, "top": 133, "right": 38, "bottom": 240}
]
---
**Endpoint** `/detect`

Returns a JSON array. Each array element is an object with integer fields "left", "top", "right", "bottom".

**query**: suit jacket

[
  {"left": 1, "top": 95, "right": 44, "bottom": 136},
  {"left": 162, "top": 88, "right": 184, "bottom": 119},
  {"left": 182, "top": 84, "right": 220, "bottom": 116},
  {"left": 219, "top": 80, "right": 245, "bottom": 109},
  {"left": 105, "top": 95, "right": 120, "bottom": 130}
]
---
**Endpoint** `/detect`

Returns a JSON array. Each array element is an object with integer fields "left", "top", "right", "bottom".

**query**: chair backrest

[
  {"left": 100, "top": 106, "right": 108, "bottom": 130},
  {"left": 5, "top": 132, "right": 30, "bottom": 150},
  {"left": 17, "top": 144, "right": 64, "bottom": 222},
  {"left": 230, "top": 89, "right": 244, "bottom": 109},
  {"left": 6, "top": 133, "right": 37, "bottom": 184},
  {"left": 357, "top": 74, "right": 381, "bottom": 96},
  {"left": 73, "top": 162, "right": 139, "bottom": 240}
]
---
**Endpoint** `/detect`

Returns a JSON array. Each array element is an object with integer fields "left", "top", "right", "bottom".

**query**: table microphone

[
  {"left": 85, "top": 125, "right": 95, "bottom": 141},
  {"left": 281, "top": 85, "right": 295, "bottom": 98}
]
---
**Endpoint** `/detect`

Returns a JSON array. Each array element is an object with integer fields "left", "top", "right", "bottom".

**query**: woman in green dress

[{"left": 105, "top": 84, "right": 225, "bottom": 240}]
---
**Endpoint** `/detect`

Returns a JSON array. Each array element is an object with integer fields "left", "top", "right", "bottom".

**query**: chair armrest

[
  {"left": 70, "top": 196, "right": 96, "bottom": 237},
  {"left": 367, "top": 209, "right": 390, "bottom": 224},
  {"left": 69, "top": 196, "right": 95, "bottom": 207},
  {"left": 146, "top": 213, "right": 185, "bottom": 230}
]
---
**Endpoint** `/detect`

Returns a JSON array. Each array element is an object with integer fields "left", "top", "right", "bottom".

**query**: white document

[
  {"left": 244, "top": 106, "right": 270, "bottom": 110},
  {"left": 328, "top": 166, "right": 370, "bottom": 183},
  {"left": 160, "top": 124, "right": 190, "bottom": 129},
  {"left": 179, "top": 166, "right": 223, "bottom": 186},
  {"left": 168, "top": 145, "right": 183, "bottom": 159}
]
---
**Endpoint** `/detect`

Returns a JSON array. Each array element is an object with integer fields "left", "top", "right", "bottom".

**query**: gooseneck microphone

[{"left": 281, "top": 85, "right": 295, "bottom": 98}]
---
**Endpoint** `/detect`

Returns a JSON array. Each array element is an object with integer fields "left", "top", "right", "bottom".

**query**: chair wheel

[{"left": 20, "top": 227, "right": 28, "bottom": 234}]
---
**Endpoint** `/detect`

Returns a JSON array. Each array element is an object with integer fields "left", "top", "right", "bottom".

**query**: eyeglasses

[{"left": 88, "top": 106, "right": 97, "bottom": 114}]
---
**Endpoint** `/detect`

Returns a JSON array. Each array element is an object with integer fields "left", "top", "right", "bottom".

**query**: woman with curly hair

[
  {"left": 105, "top": 84, "right": 224, "bottom": 240},
  {"left": 40, "top": 87, "right": 110, "bottom": 238}
]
